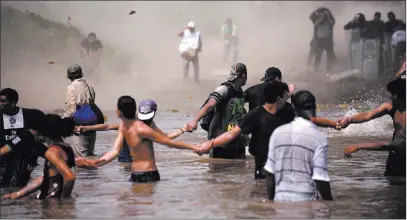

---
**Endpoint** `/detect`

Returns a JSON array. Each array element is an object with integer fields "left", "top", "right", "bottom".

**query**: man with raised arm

[
  {"left": 85, "top": 96, "right": 198, "bottom": 183},
  {"left": 341, "top": 78, "right": 406, "bottom": 177}
]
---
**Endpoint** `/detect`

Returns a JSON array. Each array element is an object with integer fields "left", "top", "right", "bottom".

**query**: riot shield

[
  {"left": 361, "top": 38, "right": 381, "bottom": 80},
  {"left": 383, "top": 33, "right": 395, "bottom": 73},
  {"left": 348, "top": 30, "right": 364, "bottom": 70}
]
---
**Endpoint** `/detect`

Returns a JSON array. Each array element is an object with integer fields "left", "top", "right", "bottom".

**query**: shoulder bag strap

[{"left": 83, "top": 82, "right": 95, "bottom": 103}]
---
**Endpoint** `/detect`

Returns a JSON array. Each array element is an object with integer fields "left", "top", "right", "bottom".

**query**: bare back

[{"left": 120, "top": 120, "right": 157, "bottom": 172}]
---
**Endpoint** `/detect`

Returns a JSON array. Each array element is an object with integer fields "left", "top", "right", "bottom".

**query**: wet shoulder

[
  {"left": 49, "top": 143, "right": 76, "bottom": 167},
  {"left": 133, "top": 120, "right": 152, "bottom": 134}
]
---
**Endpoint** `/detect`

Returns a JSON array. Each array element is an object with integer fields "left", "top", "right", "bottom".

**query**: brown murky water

[{"left": 1, "top": 112, "right": 405, "bottom": 219}]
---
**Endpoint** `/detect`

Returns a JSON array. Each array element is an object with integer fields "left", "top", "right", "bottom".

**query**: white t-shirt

[
  {"left": 391, "top": 30, "right": 406, "bottom": 46},
  {"left": 264, "top": 117, "right": 330, "bottom": 202}
]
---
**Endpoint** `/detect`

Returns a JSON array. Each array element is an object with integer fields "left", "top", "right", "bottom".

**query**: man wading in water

[
  {"left": 341, "top": 78, "right": 406, "bottom": 177},
  {"left": 196, "top": 81, "right": 291, "bottom": 179},
  {"left": 84, "top": 96, "right": 198, "bottom": 182},
  {"left": 77, "top": 100, "right": 190, "bottom": 163},
  {"left": 0, "top": 88, "right": 47, "bottom": 188},
  {"left": 185, "top": 63, "right": 248, "bottom": 159}
]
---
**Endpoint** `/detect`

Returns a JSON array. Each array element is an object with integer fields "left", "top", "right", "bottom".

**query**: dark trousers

[
  {"left": 183, "top": 55, "right": 199, "bottom": 82},
  {"left": 210, "top": 147, "right": 246, "bottom": 159},
  {"left": 254, "top": 156, "right": 267, "bottom": 179},
  {"left": 314, "top": 37, "right": 335, "bottom": 72}
]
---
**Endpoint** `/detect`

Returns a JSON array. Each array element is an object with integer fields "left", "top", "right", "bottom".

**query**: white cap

[{"left": 187, "top": 21, "right": 195, "bottom": 28}]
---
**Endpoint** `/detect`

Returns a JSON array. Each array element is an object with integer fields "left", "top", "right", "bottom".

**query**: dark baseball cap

[
  {"left": 227, "top": 63, "right": 247, "bottom": 82},
  {"left": 137, "top": 100, "right": 157, "bottom": 120},
  {"left": 261, "top": 67, "right": 282, "bottom": 82},
  {"left": 292, "top": 90, "right": 317, "bottom": 117}
]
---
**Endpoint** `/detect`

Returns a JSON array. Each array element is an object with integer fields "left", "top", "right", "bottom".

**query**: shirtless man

[
  {"left": 78, "top": 100, "right": 190, "bottom": 162},
  {"left": 341, "top": 78, "right": 406, "bottom": 177},
  {"left": 85, "top": 96, "right": 198, "bottom": 182}
]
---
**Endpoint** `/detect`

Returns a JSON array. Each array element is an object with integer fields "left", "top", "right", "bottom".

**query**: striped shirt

[{"left": 264, "top": 117, "right": 330, "bottom": 202}]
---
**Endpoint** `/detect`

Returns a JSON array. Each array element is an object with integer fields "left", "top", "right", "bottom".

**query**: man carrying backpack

[{"left": 185, "top": 63, "right": 248, "bottom": 159}]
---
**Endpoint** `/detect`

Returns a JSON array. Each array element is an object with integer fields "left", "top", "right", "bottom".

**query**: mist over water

[{"left": 1, "top": 1, "right": 405, "bottom": 111}]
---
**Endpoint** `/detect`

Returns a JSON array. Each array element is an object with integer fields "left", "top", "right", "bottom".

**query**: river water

[{"left": 1, "top": 110, "right": 405, "bottom": 219}]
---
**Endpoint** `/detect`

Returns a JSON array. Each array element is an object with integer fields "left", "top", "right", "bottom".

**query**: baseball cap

[
  {"left": 137, "top": 100, "right": 157, "bottom": 120},
  {"left": 67, "top": 64, "right": 82, "bottom": 74},
  {"left": 261, "top": 67, "right": 281, "bottom": 82},
  {"left": 187, "top": 21, "right": 195, "bottom": 28},
  {"left": 292, "top": 90, "right": 317, "bottom": 117},
  {"left": 227, "top": 63, "right": 247, "bottom": 82}
]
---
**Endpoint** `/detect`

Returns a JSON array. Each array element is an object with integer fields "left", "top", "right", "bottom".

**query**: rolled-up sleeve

[
  {"left": 312, "top": 139, "right": 330, "bottom": 182},
  {"left": 264, "top": 133, "right": 277, "bottom": 174},
  {"left": 63, "top": 86, "right": 76, "bottom": 118}
]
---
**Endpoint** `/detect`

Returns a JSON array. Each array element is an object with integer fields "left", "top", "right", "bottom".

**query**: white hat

[{"left": 187, "top": 21, "right": 195, "bottom": 28}]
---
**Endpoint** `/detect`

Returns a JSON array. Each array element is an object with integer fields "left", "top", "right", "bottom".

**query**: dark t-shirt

[
  {"left": 368, "top": 20, "right": 385, "bottom": 40},
  {"left": 0, "top": 108, "right": 47, "bottom": 187},
  {"left": 0, "top": 108, "right": 45, "bottom": 144},
  {"left": 385, "top": 106, "right": 406, "bottom": 177},
  {"left": 243, "top": 83, "right": 295, "bottom": 124},
  {"left": 276, "top": 103, "right": 296, "bottom": 125},
  {"left": 238, "top": 106, "right": 285, "bottom": 158},
  {"left": 244, "top": 83, "right": 266, "bottom": 112},
  {"left": 80, "top": 39, "right": 103, "bottom": 52},
  {"left": 384, "top": 19, "right": 405, "bottom": 34}
]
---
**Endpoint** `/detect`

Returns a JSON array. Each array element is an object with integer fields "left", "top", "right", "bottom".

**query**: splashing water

[{"left": 338, "top": 105, "right": 393, "bottom": 137}]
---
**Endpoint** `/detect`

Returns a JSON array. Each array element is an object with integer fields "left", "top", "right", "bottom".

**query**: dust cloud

[{"left": 1, "top": 1, "right": 405, "bottom": 112}]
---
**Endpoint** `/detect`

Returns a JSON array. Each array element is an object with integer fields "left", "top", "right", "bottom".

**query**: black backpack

[
  {"left": 199, "top": 82, "right": 241, "bottom": 132},
  {"left": 200, "top": 97, "right": 215, "bottom": 132}
]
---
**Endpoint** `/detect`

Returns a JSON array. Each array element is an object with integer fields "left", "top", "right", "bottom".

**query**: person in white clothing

[
  {"left": 221, "top": 18, "right": 239, "bottom": 63},
  {"left": 264, "top": 90, "right": 333, "bottom": 202},
  {"left": 391, "top": 25, "right": 406, "bottom": 72},
  {"left": 178, "top": 21, "right": 203, "bottom": 83}
]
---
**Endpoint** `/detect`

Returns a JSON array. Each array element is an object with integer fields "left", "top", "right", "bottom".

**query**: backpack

[
  {"left": 199, "top": 82, "right": 244, "bottom": 132},
  {"left": 222, "top": 97, "right": 246, "bottom": 133},
  {"left": 199, "top": 97, "right": 215, "bottom": 132}
]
